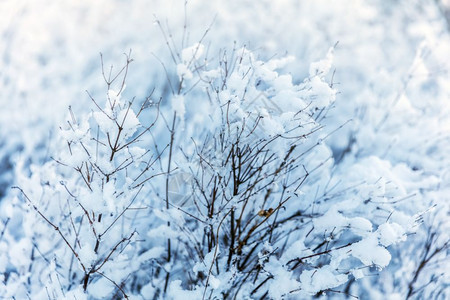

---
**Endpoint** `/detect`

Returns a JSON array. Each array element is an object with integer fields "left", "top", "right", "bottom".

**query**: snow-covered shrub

[
  {"left": 4, "top": 54, "right": 163, "bottom": 299},
  {"left": 1, "top": 1, "right": 449, "bottom": 299},
  {"left": 340, "top": 37, "right": 450, "bottom": 300},
  {"left": 1, "top": 33, "right": 427, "bottom": 299}
]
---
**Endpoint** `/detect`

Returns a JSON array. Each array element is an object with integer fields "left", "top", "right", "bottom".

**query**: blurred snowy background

[{"left": 0, "top": 0, "right": 449, "bottom": 299}]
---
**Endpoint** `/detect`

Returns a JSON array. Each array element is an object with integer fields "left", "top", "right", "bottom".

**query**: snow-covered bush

[
  {"left": 0, "top": 32, "right": 427, "bottom": 299},
  {"left": 5, "top": 53, "right": 163, "bottom": 299},
  {"left": 1, "top": 1, "right": 449, "bottom": 299},
  {"left": 154, "top": 44, "right": 417, "bottom": 299},
  {"left": 341, "top": 37, "right": 450, "bottom": 300}
]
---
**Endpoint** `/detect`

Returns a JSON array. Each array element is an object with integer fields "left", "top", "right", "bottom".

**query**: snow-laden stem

[{"left": 164, "top": 111, "right": 176, "bottom": 294}]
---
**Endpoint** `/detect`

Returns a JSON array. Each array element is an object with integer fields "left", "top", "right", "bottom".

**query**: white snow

[
  {"left": 300, "top": 266, "right": 348, "bottom": 294},
  {"left": 87, "top": 277, "right": 115, "bottom": 299},
  {"left": 177, "top": 63, "right": 193, "bottom": 80},
  {"left": 377, "top": 222, "right": 406, "bottom": 247},
  {"left": 309, "top": 47, "right": 334, "bottom": 77},
  {"left": 351, "top": 235, "right": 391, "bottom": 268},
  {"left": 171, "top": 94, "right": 186, "bottom": 127},
  {"left": 79, "top": 244, "right": 97, "bottom": 266},
  {"left": 2, "top": 1, "right": 450, "bottom": 299},
  {"left": 181, "top": 43, "right": 205, "bottom": 63}
]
